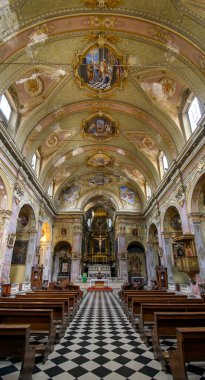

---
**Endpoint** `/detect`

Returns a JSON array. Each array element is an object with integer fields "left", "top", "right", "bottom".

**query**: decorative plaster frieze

[
  {"left": 174, "top": 183, "right": 186, "bottom": 207},
  {"left": 0, "top": 209, "right": 12, "bottom": 228},
  {"left": 13, "top": 182, "right": 24, "bottom": 205}
]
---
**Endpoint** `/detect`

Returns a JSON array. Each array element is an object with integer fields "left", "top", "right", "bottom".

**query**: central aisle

[{"left": 34, "top": 290, "right": 165, "bottom": 380}]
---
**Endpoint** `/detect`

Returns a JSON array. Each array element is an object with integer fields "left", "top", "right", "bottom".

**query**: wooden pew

[
  {"left": 0, "top": 301, "right": 66, "bottom": 342},
  {"left": 0, "top": 308, "right": 56, "bottom": 363},
  {"left": 121, "top": 290, "right": 175, "bottom": 317},
  {"left": 0, "top": 324, "right": 36, "bottom": 380},
  {"left": 17, "top": 290, "right": 80, "bottom": 310},
  {"left": 151, "top": 312, "right": 205, "bottom": 371},
  {"left": 169, "top": 327, "right": 205, "bottom": 380},
  {"left": 139, "top": 302, "right": 205, "bottom": 345},
  {"left": 15, "top": 293, "right": 77, "bottom": 318},
  {"left": 130, "top": 295, "right": 202, "bottom": 323}
]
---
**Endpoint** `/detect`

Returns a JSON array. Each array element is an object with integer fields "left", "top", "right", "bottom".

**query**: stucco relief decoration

[
  {"left": 86, "top": 152, "right": 114, "bottom": 167},
  {"left": 148, "top": 26, "right": 176, "bottom": 51},
  {"left": 14, "top": 183, "right": 24, "bottom": 205},
  {"left": 27, "top": 24, "right": 55, "bottom": 46},
  {"left": 24, "top": 75, "right": 44, "bottom": 97},
  {"left": 82, "top": 0, "right": 123, "bottom": 8},
  {"left": 132, "top": 225, "right": 143, "bottom": 239},
  {"left": 74, "top": 37, "right": 127, "bottom": 93},
  {"left": 141, "top": 77, "right": 176, "bottom": 102},
  {"left": 82, "top": 111, "right": 118, "bottom": 141},
  {"left": 174, "top": 184, "right": 186, "bottom": 207},
  {"left": 119, "top": 185, "right": 137, "bottom": 205},
  {"left": 153, "top": 209, "right": 160, "bottom": 224},
  {"left": 125, "top": 132, "right": 158, "bottom": 160}
]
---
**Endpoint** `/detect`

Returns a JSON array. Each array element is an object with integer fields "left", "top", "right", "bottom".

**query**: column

[
  {"left": 116, "top": 221, "right": 128, "bottom": 282},
  {"left": 71, "top": 223, "right": 83, "bottom": 281},
  {"left": 146, "top": 242, "right": 157, "bottom": 284},
  {"left": 0, "top": 210, "right": 12, "bottom": 281},
  {"left": 192, "top": 221, "right": 205, "bottom": 280},
  {"left": 24, "top": 229, "right": 38, "bottom": 283},
  {"left": 162, "top": 233, "right": 174, "bottom": 285},
  {"left": 1, "top": 189, "right": 22, "bottom": 282}
]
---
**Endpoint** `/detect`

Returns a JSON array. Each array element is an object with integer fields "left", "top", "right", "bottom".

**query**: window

[
  {"left": 188, "top": 97, "right": 202, "bottom": 132},
  {"left": 31, "top": 153, "right": 37, "bottom": 171},
  {"left": 146, "top": 183, "right": 152, "bottom": 199},
  {"left": 0, "top": 94, "right": 11, "bottom": 121},
  {"left": 159, "top": 151, "right": 169, "bottom": 178},
  {"left": 162, "top": 154, "right": 168, "bottom": 172},
  {"left": 48, "top": 182, "right": 54, "bottom": 197}
]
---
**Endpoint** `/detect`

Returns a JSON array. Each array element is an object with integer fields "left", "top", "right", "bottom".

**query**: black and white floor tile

[{"left": 0, "top": 290, "right": 205, "bottom": 379}]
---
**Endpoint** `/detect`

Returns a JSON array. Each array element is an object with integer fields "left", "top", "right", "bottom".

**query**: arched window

[
  {"left": 0, "top": 94, "right": 12, "bottom": 122},
  {"left": 159, "top": 151, "right": 168, "bottom": 178},
  {"left": 31, "top": 153, "right": 37, "bottom": 171},
  {"left": 146, "top": 183, "right": 152, "bottom": 199},
  {"left": 48, "top": 182, "right": 54, "bottom": 197},
  {"left": 188, "top": 97, "right": 202, "bottom": 132},
  {"left": 31, "top": 150, "right": 41, "bottom": 177}
]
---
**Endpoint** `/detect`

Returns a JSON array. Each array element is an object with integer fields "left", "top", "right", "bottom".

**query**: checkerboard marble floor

[{"left": 1, "top": 290, "right": 205, "bottom": 379}]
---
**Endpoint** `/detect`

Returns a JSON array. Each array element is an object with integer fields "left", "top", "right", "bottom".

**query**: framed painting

[
  {"left": 11, "top": 240, "right": 28, "bottom": 265},
  {"left": 7, "top": 233, "right": 16, "bottom": 248}
]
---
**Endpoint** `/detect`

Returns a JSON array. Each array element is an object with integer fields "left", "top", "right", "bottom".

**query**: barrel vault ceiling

[{"left": 1, "top": 0, "right": 205, "bottom": 213}]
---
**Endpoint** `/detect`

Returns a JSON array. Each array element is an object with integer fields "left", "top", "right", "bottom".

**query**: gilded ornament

[
  {"left": 86, "top": 152, "right": 114, "bottom": 167},
  {"left": 24, "top": 76, "right": 44, "bottom": 97},
  {"left": 82, "top": 112, "right": 118, "bottom": 141},
  {"left": 82, "top": 0, "right": 123, "bottom": 8},
  {"left": 74, "top": 40, "right": 128, "bottom": 93}
]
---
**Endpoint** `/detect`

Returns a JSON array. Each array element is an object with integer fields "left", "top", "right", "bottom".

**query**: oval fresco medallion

[{"left": 82, "top": 112, "right": 118, "bottom": 141}]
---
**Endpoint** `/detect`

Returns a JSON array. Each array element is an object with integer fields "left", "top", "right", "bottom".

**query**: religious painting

[
  {"left": 61, "top": 184, "right": 81, "bottom": 203},
  {"left": 86, "top": 152, "right": 114, "bottom": 167},
  {"left": 170, "top": 214, "right": 182, "bottom": 230},
  {"left": 11, "top": 240, "right": 28, "bottom": 265},
  {"left": 119, "top": 185, "right": 137, "bottom": 205},
  {"left": 61, "top": 228, "right": 67, "bottom": 236},
  {"left": 82, "top": 113, "right": 118, "bottom": 141},
  {"left": 7, "top": 233, "right": 16, "bottom": 248},
  {"left": 88, "top": 173, "right": 111, "bottom": 187},
  {"left": 75, "top": 43, "right": 127, "bottom": 92}
]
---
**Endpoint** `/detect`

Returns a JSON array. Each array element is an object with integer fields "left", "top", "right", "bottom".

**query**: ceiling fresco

[{"left": 1, "top": 0, "right": 205, "bottom": 212}]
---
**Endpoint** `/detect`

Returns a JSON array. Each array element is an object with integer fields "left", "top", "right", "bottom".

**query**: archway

[
  {"left": 10, "top": 204, "right": 36, "bottom": 283},
  {"left": 127, "top": 241, "right": 146, "bottom": 282},
  {"left": 52, "top": 241, "right": 72, "bottom": 282}
]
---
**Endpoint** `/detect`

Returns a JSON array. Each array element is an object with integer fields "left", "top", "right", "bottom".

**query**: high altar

[{"left": 90, "top": 278, "right": 111, "bottom": 288}]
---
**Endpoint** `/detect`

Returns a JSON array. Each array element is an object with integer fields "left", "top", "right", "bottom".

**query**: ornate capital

[
  {"left": 72, "top": 252, "right": 81, "bottom": 260},
  {"left": 73, "top": 224, "right": 83, "bottom": 236},
  {"left": 0, "top": 209, "right": 12, "bottom": 228},
  {"left": 174, "top": 183, "right": 186, "bottom": 207},
  {"left": 13, "top": 182, "right": 24, "bottom": 205}
]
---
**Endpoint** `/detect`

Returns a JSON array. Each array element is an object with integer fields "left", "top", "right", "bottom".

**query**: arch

[
  {"left": 188, "top": 170, "right": 205, "bottom": 214},
  {"left": 54, "top": 241, "right": 72, "bottom": 255},
  {"left": 127, "top": 241, "right": 145, "bottom": 253},
  {"left": 127, "top": 241, "right": 146, "bottom": 282},
  {"left": 10, "top": 204, "right": 37, "bottom": 283},
  {"left": 77, "top": 189, "right": 123, "bottom": 211},
  {"left": 163, "top": 205, "right": 183, "bottom": 233}
]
